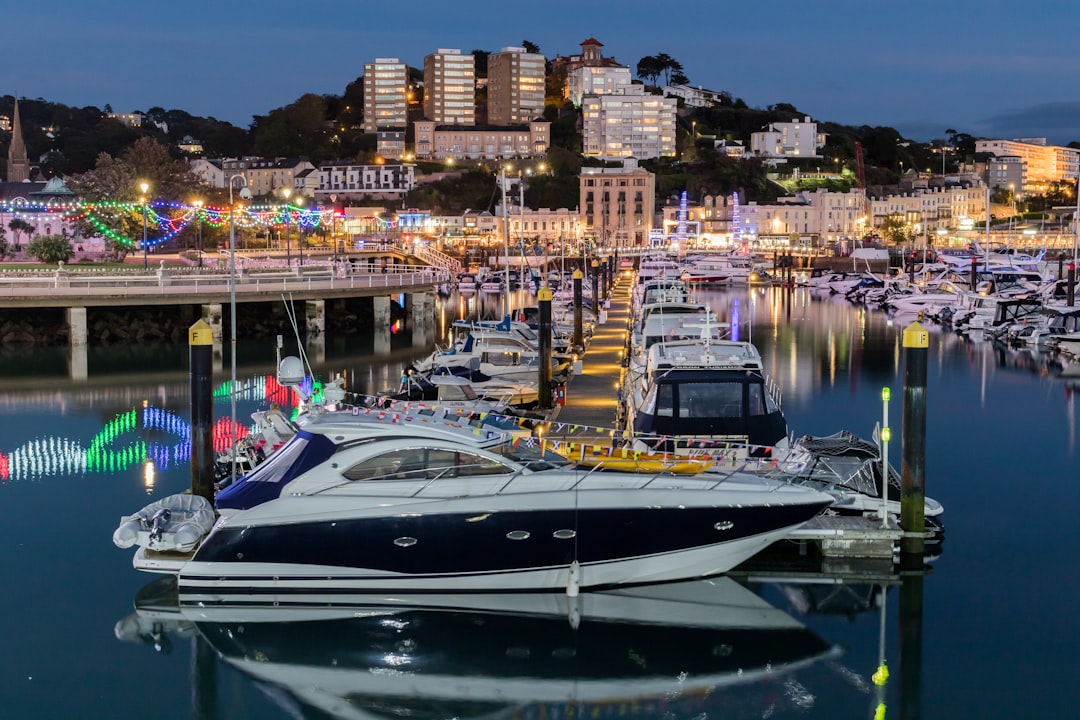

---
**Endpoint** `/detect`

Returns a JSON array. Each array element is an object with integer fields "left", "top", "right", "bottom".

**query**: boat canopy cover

[
  {"left": 795, "top": 430, "right": 879, "bottom": 459},
  {"left": 215, "top": 429, "right": 337, "bottom": 511}
]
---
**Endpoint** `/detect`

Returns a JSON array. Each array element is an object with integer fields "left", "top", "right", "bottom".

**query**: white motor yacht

[{"left": 114, "top": 415, "right": 832, "bottom": 593}]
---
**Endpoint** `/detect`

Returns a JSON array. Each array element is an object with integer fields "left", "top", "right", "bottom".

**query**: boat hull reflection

[{"left": 149, "top": 578, "right": 839, "bottom": 719}]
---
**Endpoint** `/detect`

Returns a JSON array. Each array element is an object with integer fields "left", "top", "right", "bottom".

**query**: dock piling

[
  {"left": 572, "top": 269, "right": 584, "bottom": 351},
  {"left": 900, "top": 317, "right": 929, "bottom": 560},
  {"left": 538, "top": 287, "right": 553, "bottom": 409},
  {"left": 189, "top": 319, "right": 215, "bottom": 502}
]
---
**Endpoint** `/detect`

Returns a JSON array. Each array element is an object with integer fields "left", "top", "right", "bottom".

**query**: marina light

[{"left": 881, "top": 387, "right": 891, "bottom": 401}]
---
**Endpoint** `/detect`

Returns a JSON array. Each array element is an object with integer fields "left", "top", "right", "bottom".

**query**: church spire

[{"left": 7, "top": 97, "right": 29, "bottom": 182}]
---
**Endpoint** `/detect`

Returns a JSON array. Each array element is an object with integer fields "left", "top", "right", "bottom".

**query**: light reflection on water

[{"left": 0, "top": 286, "right": 1077, "bottom": 719}]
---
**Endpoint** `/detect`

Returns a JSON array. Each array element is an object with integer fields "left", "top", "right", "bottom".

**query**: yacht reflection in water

[{"left": 117, "top": 577, "right": 840, "bottom": 720}]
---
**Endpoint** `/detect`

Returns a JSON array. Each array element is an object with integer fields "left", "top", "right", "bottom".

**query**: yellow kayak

[{"left": 554, "top": 443, "right": 715, "bottom": 474}]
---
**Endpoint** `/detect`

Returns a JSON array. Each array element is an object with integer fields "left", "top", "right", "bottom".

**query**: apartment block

[
  {"left": 315, "top": 162, "right": 415, "bottom": 199},
  {"left": 578, "top": 159, "right": 656, "bottom": 247},
  {"left": 363, "top": 58, "right": 409, "bottom": 133},
  {"left": 568, "top": 65, "right": 631, "bottom": 106},
  {"left": 750, "top": 116, "right": 826, "bottom": 160},
  {"left": 412, "top": 120, "right": 549, "bottom": 160},
  {"left": 423, "top": 48, "right": 476, "bottom": 125},
  {"left": 581, "top": 85, "right": 677, "bottom": 160},
  {"left": 976, "top": 137, "right": 1080, "bottom": 192},
  {"left": 487, "top": 46, "right": 546, "bottom": 125}
]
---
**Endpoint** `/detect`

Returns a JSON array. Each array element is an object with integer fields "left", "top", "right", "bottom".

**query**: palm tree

[{"left": 8, "top": 218, "right": 34, "bottom": 250}]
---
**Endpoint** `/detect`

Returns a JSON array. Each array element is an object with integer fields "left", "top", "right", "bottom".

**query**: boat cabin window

[
  {"left": 484, "top": 351, "right": 522, "bottom": 367},
  {"left": 438, "top": 383, "right": 478, "bottom": 401},
  {"left": 341, "top": 447, "right": 512, "bottom": 482}
]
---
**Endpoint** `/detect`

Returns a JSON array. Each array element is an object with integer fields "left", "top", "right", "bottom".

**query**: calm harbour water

[{"left": 1, "top": 286, "right": 1077, "bottom": 720}]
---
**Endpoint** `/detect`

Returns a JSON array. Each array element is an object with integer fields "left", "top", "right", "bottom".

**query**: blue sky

[{"left": 4, "top": 0, "right": 1079, "bottom": 144}]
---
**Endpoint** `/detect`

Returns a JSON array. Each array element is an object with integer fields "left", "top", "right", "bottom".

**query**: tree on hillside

[
  {"left": 636, "top": 54, "right": 685, "bottom": 87},
  {"left": 636, "top": 56, "right": 663, "bottom": 86},
  {"left": 522, "top": 40, "right": 540, "bottom": 54},
  {"left": 65, "top": 137, "right": 208, "bottom": 259},
  {"left": 252, "top": 93, "right": 334, "bottom": 160}
]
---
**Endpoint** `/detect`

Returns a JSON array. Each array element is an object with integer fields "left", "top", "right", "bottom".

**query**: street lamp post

[
  {"left": 329, "top": 194, "right": 338, "bottom": 261},
  {"left": 282, "top": 188, "right": 292, "bottom": 267},
  {"left": 296, "top": 196, "right": 305, "bottom": 267},
  {"left": 227, "top": 174, "right": 249, "bottom": 484},
  {"left": 139, "top": 181, "right": 149, "bottom": 270},
  {"left": 193, "top": 199, "right": 204, "bottom": 267},
  {"left": 500, "top": 165, "right": 510, "bottom": 318}
]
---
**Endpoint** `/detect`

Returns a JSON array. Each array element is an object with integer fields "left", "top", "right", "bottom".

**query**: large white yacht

[{"left": 113, "top": 414, "right": 832, "bottom": 594}]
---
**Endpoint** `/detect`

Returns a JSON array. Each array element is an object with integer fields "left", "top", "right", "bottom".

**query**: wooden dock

[{"left": 548, "top": 274, "right": 912, "bottom": 563}]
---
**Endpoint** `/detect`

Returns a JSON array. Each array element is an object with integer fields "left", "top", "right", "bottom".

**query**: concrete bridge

[{"left": 0, "top": 260, "right": 451, "bottom": 349}]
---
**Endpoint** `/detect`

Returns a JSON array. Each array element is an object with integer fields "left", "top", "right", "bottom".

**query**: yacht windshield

[{"left": 487, "top": 441, "right": 569, "bottom": 471}]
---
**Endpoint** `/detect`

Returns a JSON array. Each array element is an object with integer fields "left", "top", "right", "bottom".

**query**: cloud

[{"left": 976, "top": 102, "right": 1080, "bottom": 145}]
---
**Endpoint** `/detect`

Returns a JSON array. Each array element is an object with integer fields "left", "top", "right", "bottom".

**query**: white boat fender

[{"left": 566, "top": 560, "right": 581, "bottom": 597}]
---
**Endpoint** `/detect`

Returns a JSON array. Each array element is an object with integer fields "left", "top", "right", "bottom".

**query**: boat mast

[{"left": 500, "top": 165, "right": 510, "bottom": 319}]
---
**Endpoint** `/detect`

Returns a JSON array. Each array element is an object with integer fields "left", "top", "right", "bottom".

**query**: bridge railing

[{"left": 0, "top": 263, "right": 453, "bottom": 300}]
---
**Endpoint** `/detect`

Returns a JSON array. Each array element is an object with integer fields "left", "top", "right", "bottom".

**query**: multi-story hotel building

[
  {"left": 552, "top": 37, "right": 628, "bottom": 102},
  {"left": 193, "top": 157, "right": 316, "bottom": 196},
  {"left": 750, "top": 116, "right": 826, "bottom": 160},
  {"left": 422, "top": 48, "right": 475, "bottom": 125},
  {"left": 363, "top": 58, "right": 408, "bottom": 133},
  {"left": 412, "top": 120, "right": 549, "bottom": 160},
  {"left": 581, "top": 85, "right": 677, "bottom": 160},
  {"left": 976, "top": 137, "right": 1080, "bottom": 193},
  {"left": 487, "top": 46, "right": 546, "bottom": 125},
  {"left": 578, "top": 159, "right": 656, "bottom": 247},
  {"left": 567, "top": 64, "right": 631, "bottom": 106},
  {"left": 314, "top": 162, "right": 415, "bottom": 200}
]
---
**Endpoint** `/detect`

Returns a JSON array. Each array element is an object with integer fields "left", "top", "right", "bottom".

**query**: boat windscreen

[{"left": 215, "top": 430, "right": 337, "bottom": 510}]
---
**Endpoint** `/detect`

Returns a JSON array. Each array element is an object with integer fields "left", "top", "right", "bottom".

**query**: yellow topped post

[
  {"left": 189, "top": 319, "right": 215, "bottom": 501},
  {"left": 899, "top": 317, "right": 928, "bottom": 564}
]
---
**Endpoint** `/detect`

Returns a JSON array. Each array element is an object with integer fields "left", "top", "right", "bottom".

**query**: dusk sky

[{"left": 5, "top": 0, "right": 1080, "bottom": 145}]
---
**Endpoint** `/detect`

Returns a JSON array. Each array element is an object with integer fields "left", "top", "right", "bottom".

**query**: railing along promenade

[{"left": 0, "top": 262, "right": 452, "bottom": 309}]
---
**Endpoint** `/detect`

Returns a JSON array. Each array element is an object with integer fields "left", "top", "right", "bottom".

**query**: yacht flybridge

[
  {"left": 623, "top": 338, "right": 788, "bottom": 454},
  {"left": 114, "top": 413, "right": 832, "bottom": 593}
]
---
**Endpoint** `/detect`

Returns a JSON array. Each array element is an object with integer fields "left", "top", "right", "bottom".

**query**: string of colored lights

[
  {"left": 0, "top": 200, "right": 336, "bottom": 250},
  {"left": 0, "top": 375, "right": 301, "bottom": 483}
]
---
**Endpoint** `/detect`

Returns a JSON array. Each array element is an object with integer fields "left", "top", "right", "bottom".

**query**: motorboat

[
  {"left": 412, "top": 325, "right": 573, "bottom": 383},
  {"left": 116, "top": 576, "right": 839, "bottom": 720},
  {"left": 114, "top": 415, "right": 833, "bottom": 593},
  {"left": 373, "top": 372, "right": 520, "bottom": 413},
  {"left": 391, "top": 365, "right": 541, "bottom": 409},
  {"left": 622, "top": 339, "right": 788, "bottom": 455}
]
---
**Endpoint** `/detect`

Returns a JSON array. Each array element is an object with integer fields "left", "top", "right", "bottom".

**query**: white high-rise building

[
  {"left": 581, "top": 85, "right": 677, "bottom": 160},
  {"left": 568, "top": 65, "right": 631, "bottom": 106},
  {"left": 363, "top": 58, "right": 409, "bottom": 133},
  {"left": 487, "top": 46, "right": 546, "bottom": 125},
  {"left": 423, "top": 48, "right": 475, "bottom": 125}
]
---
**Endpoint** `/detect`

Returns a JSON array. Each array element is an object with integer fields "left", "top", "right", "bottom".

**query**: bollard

[
  {"left": 189, "top": 319, "right": 216, "bottom": 502},
  {"left": 572, "top": 269, "right": 584, "bottom": 351},
  {"left": 970, "top": 255, "right": 978, "bottom": 291},
  {"left": 900, "top": 317, "right": 929, "bottom": 559},
  {"left": 538, "top": 287, "right": 553, "bottom": 409}
]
